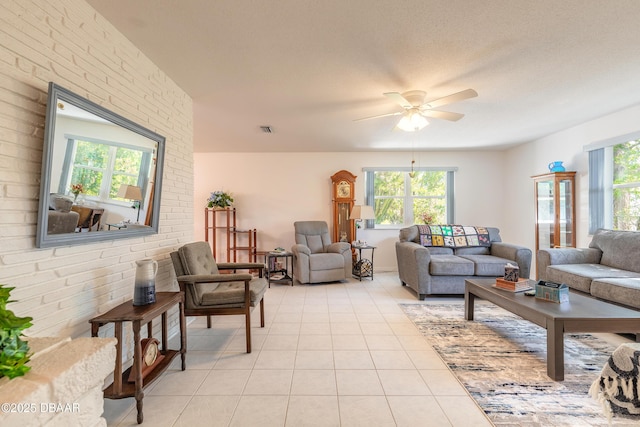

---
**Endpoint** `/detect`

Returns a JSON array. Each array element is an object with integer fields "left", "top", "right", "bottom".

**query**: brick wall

[{"left": 0, "top": 0, "right": 194, "bottom": 337}]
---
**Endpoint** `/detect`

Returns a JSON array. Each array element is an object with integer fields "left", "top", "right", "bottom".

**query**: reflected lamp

[{"left": 117, "top": 184, "right": 143, "bottom": 223}]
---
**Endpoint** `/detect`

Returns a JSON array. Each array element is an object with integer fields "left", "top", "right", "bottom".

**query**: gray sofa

[
  {"left": 396, "top": 225, "right": 532, "bottom": 300},
  {"left": 537, "top": 229, "right": 640, "bottom": 309}
]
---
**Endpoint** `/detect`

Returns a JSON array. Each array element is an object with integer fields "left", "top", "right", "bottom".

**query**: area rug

[{"left": 400, "top": 301, "right": 637, "bottom": 426}]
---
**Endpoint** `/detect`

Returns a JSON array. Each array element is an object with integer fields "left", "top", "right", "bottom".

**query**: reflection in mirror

[{"left": 36, "top": 83, "right": 165, "bottom": 248}]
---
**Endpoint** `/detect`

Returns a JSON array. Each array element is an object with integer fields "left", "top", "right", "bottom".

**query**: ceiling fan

[{"left": 355, "top": 88, "right": 478, "bottom": 131}]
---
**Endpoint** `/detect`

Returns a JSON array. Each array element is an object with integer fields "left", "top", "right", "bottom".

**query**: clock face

[
  {"left": 143, "top": 338, "right": 159, "bottom": 366},
  {"left": 337, "top": 181, "right": 351, "bottom": 198}
]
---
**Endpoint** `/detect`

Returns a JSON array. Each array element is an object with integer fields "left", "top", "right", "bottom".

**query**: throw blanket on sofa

[
  {"left": 589, "top": 343, "right": 640, "bottom": 420},
  {"left": 418, "top": 225, "right": 491, "bottom": 248}
]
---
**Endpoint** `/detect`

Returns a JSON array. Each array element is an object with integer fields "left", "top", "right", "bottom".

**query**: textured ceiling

[{"left": 86, "top": 0, "right": 640, "bottom": 152}]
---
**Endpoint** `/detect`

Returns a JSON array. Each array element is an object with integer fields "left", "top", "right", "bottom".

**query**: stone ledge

[{"left": 0, "top": 337, "right": 116, "bottom": 427}]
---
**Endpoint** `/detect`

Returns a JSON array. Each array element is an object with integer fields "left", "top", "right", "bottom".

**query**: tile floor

[{"left": 103, "top": 272, "right": 495, "bottom": 426}]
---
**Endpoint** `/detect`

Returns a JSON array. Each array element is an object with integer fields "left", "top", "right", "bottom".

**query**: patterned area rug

[{"left": 400, "top": 301, "right": 638, "bottom": 426}]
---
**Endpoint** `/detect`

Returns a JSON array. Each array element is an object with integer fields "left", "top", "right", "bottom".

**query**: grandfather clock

[{"left": 330, "top": 170, "right": 357, "bottom": 244}]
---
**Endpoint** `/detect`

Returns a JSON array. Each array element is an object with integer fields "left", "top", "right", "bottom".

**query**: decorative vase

[
  {"left": 133, "top": 259, "right": 158, "bottom": 306},
  {"left": 548, "top": 161, "right": 565, "bottom": 172}
]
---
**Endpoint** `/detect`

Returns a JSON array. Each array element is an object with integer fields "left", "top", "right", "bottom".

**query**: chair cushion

[
  {"left": 201, "top": 278, "right": 268, "bottom": 306},
  {"left": 305, "top": 235, "right": 325, "bottom": 254},
  {"left": 178, "top": 241, "right": 219, "bottom": 275},
  {"left": 309, "top": 253, "right": 345, "bottom": 271},
  {"left": 546, "top": 263, "right": 640, "bottom": 293},
  {"left": 294, "top": 221, "right": 333, "bottom": 253}
]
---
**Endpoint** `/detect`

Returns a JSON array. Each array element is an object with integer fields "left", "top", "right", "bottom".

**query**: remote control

[{"left": 524, "top": 290, "right": 535, "bottom": 296}]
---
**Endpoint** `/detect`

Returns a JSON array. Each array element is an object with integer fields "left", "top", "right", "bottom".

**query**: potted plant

[
  {"left": 207, "top": 191, "right": 234, "bottom": 209},
  {"left": 0, "top": 285, "right": 32, "bottom": 379}
]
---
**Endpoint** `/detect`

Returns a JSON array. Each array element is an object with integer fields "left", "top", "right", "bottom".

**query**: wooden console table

[{"left": 89, "top": 292, "right": 186, "bottom": 424}]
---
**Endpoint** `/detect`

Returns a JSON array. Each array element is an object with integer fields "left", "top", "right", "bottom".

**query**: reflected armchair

[
  {"left": 170, "top": 241, "right": 268, "bottom": 353},
  {"left": 291, "top": 221, "right": 352, "bottom": 284}
]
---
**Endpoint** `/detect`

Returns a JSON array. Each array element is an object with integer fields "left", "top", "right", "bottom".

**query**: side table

[
  {"left": 352, "top": 245, "right": 375, "bottom": 281},
  {"left": 265, "top": 251, "right": 294, "bottom": 287},
  {"left": 89, "top": 292, "right": 186, "bottom": 424}
]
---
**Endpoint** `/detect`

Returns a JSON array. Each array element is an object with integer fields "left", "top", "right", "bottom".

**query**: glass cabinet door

[
  {"left": 536, "top": 180, "right": 554, "bottom": 249},
  {"left": 558, "top": 178, "right": 574, "bottom": 247},
  {"left": 533, "top": 172, "right": 576, "bottom": 254}
]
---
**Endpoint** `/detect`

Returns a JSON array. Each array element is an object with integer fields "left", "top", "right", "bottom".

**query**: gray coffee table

[{"left": 465, "top": 278, "right": 640, "bottom": 381}]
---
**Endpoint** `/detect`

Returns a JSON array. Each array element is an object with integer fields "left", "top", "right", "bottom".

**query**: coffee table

[{"left": 465, "top": 278, "right": 640, "bottom": 381}]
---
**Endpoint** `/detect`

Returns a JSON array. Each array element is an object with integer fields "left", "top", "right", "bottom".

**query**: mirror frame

[{"left": 36, "top": 82, "right": 166, "bottom": 248}]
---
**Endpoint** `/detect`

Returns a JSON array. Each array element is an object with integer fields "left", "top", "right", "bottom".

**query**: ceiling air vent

[{"left": 259, "top": 126, "right": 273, "bottom": 133}]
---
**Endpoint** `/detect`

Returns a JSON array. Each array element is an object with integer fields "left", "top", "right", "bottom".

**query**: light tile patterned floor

[{"left": 103, "top": 272, "right": 493, "bottom": 427}]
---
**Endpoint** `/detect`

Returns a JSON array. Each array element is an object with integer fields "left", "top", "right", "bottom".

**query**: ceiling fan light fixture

[{"left": 397, "top": 111, "right": 429, "bottom": 132}]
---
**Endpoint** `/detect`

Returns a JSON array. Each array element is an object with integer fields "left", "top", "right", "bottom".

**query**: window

[
  {"left": 59, "top": 135, "right": 153, "bottom": 203},
  {"left": 589, "top": 136, "right": 640, "bottom": 232},
  {"left": 612, "top": 140, "right": 640, "bottom": 230},
  {"left": 364, "top": 168, "right": 455, "bottom": 228}
]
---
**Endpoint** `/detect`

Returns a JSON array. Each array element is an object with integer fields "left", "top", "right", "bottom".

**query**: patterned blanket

[
  {"left": 590, "top": 342, "right": 640, "bottom": 420},
  {"left": 418, "top": 224, "right": 491, "bottom": 248}
]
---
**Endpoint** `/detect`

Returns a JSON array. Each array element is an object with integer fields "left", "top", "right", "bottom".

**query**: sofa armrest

[
  {"left": 491, "top": 242, "right": 533, "bottom": 279},
  {"left": 537, "top": 247, "right": 603, "bottom": 281},
  {"left": 395, "top": 241, "right": 432, "bottom": 297}
]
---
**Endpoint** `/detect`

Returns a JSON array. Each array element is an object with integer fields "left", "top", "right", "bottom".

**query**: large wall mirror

[{"left": 36, "top": 82, "right": 165, "bottom": 248}]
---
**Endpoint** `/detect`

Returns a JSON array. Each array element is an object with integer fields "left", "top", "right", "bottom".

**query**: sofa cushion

[
  {"left": 426, "top": 247, "right": 454, "bottom": 255},
  {"left": 545, "top": 264, "right": 640, "bottom": 293},
  {"left": 429, "top": 255, "right": 475, "bottom": 276},
  {"left": 455, "top": 246, "right": 490, "bottom": 256},
  {"left": 458, "top": 255, "right": 512, "bottom": 276},
  {"left": 591, "top": 278, "right": 640, "bottom": 310},
  {"left": 589, "top": 229, "right": 640, "bottom": 273}
]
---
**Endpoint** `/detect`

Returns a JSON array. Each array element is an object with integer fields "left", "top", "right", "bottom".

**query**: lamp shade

[
  {"left": 349, "top": 205, "right": 375, "bottom": 220},
  {"left": 117, "top": 184, "right": 143, "bottom": 201}
]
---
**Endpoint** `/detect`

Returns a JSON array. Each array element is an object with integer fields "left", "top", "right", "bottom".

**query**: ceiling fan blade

[
  {"left": 353, "top": 111, "right": 403, "bottom": 122},
  {"left": 383, "top": 92, "right": 413, "bottom": 109},
  {"left": 425, "top": 89, "right": 478, "bottom": 109},
  {"left": 420, "top": 110, "right": 465, "bottom": 122}
]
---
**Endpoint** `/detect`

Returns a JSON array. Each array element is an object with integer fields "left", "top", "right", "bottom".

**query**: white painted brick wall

[{"left": 0, "top": 0, "right": 194, "bottom": 340}]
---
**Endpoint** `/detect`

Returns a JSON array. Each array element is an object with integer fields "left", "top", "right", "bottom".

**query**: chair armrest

[
  {"left": 491, "top": 242, "right": 533, "bottom": 279},
  {"left": 327, "top": 242, "right": 351, "bottom": 254},
  {"left": 176, "top": 273, "right": 253, "bottom": 284},
  {"left": 291, "top": 244, "right": 311, "bottom": 256},
  {"left": 218, "top": 262, "right": 265, "bottom": 271}
]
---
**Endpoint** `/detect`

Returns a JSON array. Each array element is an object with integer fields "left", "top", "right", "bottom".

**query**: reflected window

[{"left": 60, "top": 136, "right": 153, "bottom": 203}]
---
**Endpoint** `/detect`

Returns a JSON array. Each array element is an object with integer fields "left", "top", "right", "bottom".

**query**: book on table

[{"left": 494, "top": 277, "right": 532, "bottom": 292}]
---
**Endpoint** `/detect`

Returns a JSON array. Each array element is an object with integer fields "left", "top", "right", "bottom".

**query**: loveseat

[
  {"left": 537, "top": 228, "right": 640, "bottom": 310},
  {"left": 396, "top": 225, "right": 532, "bottom": 300}
]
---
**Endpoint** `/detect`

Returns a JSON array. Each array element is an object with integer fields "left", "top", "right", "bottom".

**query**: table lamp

[
  {"left": 117, "top": 184, "right": 143, "bottom": 223},
  {"left": 349, "top": 205, "right": 375, "bottom": 245}
]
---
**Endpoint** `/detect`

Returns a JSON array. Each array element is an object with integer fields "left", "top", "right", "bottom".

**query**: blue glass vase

[{"left": 548, "top": 161, "right": 565, "bottom": 172}]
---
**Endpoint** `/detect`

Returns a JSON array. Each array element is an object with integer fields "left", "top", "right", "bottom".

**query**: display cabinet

[{"left": 532, "top": 171, "right": 576, "bottom": 255}]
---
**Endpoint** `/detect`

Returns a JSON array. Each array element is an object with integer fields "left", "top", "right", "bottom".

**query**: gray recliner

[{"left": 291, "top": 221, "right": 352, "bottom": 284}]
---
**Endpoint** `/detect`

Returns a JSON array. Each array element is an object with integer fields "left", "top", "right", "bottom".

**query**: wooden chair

[{"left": 170, "top": 241, "right": 267, "bottom": 353}]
